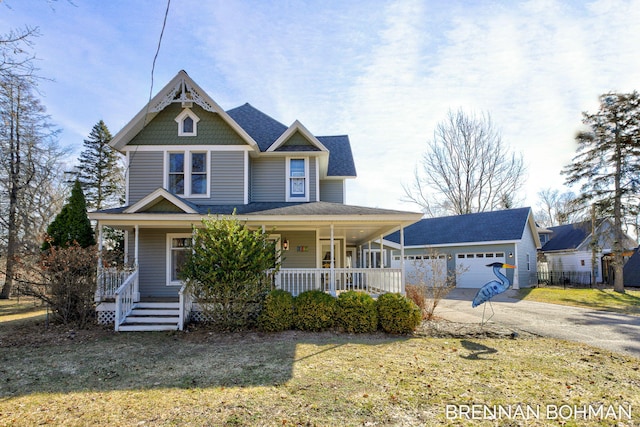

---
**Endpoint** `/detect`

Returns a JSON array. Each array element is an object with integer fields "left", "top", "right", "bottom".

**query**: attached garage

[
  {"left": 454, "top": 252, "right": 507, "bottom": 288},
  {"left": 393, "top": 254, "right": 447, "bottom": 286},
  {"left": 384, "top": 207, "right": 541, "bottom": 290}
]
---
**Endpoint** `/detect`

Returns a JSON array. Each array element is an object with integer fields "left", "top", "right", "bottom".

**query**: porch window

[
  {"left": 166, "top": 151, "right": 209, "bottom": 197},
  {"left": 167, "top": 234, "right": 191, "bottom": 285},
  {"left": 286, "top": 158, "right": 308, "bottom": 201}
]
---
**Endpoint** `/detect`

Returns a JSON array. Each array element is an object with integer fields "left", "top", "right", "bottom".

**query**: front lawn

[
  {"left": 1, "top": 314, "right": 638, "bottom": 426},
  {"left": 518, "top": 287, "right": 640, "bottom": 315}
]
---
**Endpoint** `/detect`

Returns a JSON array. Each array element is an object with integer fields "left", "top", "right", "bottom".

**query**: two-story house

[{"left": 89, "top": 70, "right": 422, "bottom": 331}]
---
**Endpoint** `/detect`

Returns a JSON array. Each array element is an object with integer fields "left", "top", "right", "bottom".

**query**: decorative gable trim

[
  {"left": 110, "top": 70, "right": 260, "bottom": 152},
  {"left": 124, "top": 188, "right": 198, "bottom": 214},
  {"left": 267, "top": 120, "right": 329, "bottom": 152}
]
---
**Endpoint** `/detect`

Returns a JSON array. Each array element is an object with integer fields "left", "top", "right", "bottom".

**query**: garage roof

[{"left": 386, "top": 207, "right": 535, "bottom": 246}]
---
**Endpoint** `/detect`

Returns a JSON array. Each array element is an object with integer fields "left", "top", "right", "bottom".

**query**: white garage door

[
  {"left": 455, "top": 252, "right": 506, "bottom": 288},
  {"left": 393, "top": 255, "right": 447, "bottom": 286}
]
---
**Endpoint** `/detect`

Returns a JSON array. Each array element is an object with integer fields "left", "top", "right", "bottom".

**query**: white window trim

[
  {"left": 175, "top": 108, "right": 201, "bottom": 136},
  {"left": 166, "top": 233, "right": 192, "bottom": 286},
  {"left": 286, "top": 157, "right": 309, "bottom": 202},
  {"left": 164, "top": 150, "right": 210, "bottom": 198}
]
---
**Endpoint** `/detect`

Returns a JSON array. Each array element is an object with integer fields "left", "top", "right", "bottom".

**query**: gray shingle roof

[
  {"left": 226, "top": 103, "right": 287, "bottom": 151},
  {"left": 225, "top": 103, "right": 356, "bottom": 177},
  {"left": 385, "top": 207, "right": 532, "bottom": 246},
  {"left": 317, "top": 135, "right": 357, "bottom": 177},
  {"left": 96, "top": 201, "right": 416, "bottom": 217},
  {"left": 540, "top": 221, "right": 592, "bottom": 251}
]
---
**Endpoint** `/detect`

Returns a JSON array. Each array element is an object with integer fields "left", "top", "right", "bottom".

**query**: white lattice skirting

[{"left": 97, "top": 310, "right": 116, "bottom": 325}]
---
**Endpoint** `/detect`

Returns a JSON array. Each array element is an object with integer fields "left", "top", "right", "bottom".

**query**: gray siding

[
  {"left": 319, "top": 180, "right": 344, "bottom": 203},
  {"left": 281, "top": 231, "right": 317, "bottom": 268},
  {"left": 138, "top": 228, "right": 190, "bottom": 299},
  {"left": 309, "top": 159, "right": 317, "bottom": 201},
  {"left": 251, "top": 157, "right": 285, "bottom": 202},
  {"left": 128, "top": 151, "right": 164, "bottom": 205},
  {"left": 211, "top": 151, "right": 245, "bottom": 204},
  {"left": 517, "top": 222, "right": 539, "bottom": 287}
]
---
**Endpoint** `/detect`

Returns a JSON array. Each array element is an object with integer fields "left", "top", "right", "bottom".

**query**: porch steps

[{"left": 118, "top": 301, "right": 180, "bottom": 332}]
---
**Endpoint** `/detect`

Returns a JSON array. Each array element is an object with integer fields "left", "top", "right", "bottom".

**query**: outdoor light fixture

[
  {"left": 283, "top": 239, "right": 289, "bottom": 251},
  {"left": 508, "top": 252, "right": 513, "bottom": 258}
]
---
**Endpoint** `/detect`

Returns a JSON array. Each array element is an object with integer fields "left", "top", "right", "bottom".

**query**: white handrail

[
  {"left": 271, "top": 268, "right": 403, "bottom": 296},
  {"left": 114, "top": 269, "right": 139, "bottom": 331}
]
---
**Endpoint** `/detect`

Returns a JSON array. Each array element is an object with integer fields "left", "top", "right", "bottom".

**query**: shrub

[
  {"left": 336, "top": 291, "right": 378, "bottom": 333},
  {"left": 180, "top": 215, "right": 281, "bottom": 331},
  {"left": 294, "top": 290, "right": 336, "bottom": 331},
  {"left": 376, "top": 293, "right": 422, "bottom": 334},
  {"left": 257, "top": 289, "right": 295, "bottom": 332}
]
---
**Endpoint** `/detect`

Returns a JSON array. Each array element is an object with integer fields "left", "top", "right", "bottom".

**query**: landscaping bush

[
  {"left": 294, "top": 290, "right": 336, "bottom": 331},
  {"left": 376, "top": 293, "right": 422, "bottom": 334},
  {"left": 257, "top": 289, "right": 295, "bottom": 332},
  {"left": 336, "top": 291, "right": 378, "bottom": 333}
]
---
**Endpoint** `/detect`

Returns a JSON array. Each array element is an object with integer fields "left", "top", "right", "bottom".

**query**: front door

[{"left": 321, "top": 241, "right": 341, "bottom": 268}]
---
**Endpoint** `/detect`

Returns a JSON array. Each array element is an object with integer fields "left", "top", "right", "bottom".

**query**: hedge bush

[
  {"left": 257, "top": 289, "right": 295, "bottom": 332},
  {"left": 336, "top": 291, "right": 378, "bottom": 333},
  {"left": 294, "top": 290, "right": 336, "bottom": 331},
  {"left": 376, "top": 293, "right": 422, "bottom": 334}
]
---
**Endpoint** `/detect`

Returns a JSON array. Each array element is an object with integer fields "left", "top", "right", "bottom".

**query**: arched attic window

[{"left": 175, "top": 108, "right": 200, "bottom": 136}]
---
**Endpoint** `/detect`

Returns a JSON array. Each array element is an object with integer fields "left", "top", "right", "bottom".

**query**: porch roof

[{"left": 90, "top": 200, "right": 422, "bottom": 246}]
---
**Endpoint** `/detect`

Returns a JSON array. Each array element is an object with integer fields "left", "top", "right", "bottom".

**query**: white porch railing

[
  {"left": 178, "top": 283, "right": 193, "bottom": 331},
  {"left": 114, "top": 269, "right": 139, "bottom": 331},
  {"left": 272, "top": 268, "right": 402, "bottom": 296},
  {"left": 96, "top": 266, "right": 137, "bottom": 301}
]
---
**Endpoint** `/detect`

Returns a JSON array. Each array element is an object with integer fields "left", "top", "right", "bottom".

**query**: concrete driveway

[{"left": 437, "top": 288, "right": 640, "bottom": 358}]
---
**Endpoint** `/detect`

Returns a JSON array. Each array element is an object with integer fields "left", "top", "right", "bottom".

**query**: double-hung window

[
  {"left": 167, "top": 151, "right": 209, "bottom": 197},
  {"left": 286, "top": 158, "right": 308, "bottom": 201},
  {"left": 167, "top": 234, "right": 191, "bottom": 285}
]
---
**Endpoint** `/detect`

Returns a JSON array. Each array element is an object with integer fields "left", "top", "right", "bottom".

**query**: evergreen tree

[
  {"left": 75, "top": 120, "right": 123, "bottom": 210},
  {"left": 43, "top": 179, "right": 95, "bottom": 249},
  {"left": 563, "top": 91, "right": 640, "bottom": 293}
]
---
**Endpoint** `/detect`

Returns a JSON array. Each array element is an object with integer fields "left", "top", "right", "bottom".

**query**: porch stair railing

[{"left": 114, "top": 268, "right": 139, "bottom": 332}]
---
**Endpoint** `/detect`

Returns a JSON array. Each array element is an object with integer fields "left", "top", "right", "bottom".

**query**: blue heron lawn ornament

[{"left": 472, "top": 262, "right": 516, "bottom": 325}]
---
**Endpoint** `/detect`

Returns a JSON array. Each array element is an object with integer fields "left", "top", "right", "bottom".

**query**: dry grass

[
  {"left": 1, "top": 312, "right": 639, "bottom": 426},
  {"left": 518, "top": 287, "right": 640, "bottom": 315}
]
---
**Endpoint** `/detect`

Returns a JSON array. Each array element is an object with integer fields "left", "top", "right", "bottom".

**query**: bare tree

[
  {"left": 0, "top": 26, "right": 39, "bottom": 80},
  {"left": 0, "top": 73, "right": 62, "bottom": 299},
  {"left": 403, "top": 109, "right": 526, "bottom": 216},
  {"left": 534, "top": 188, "right": 586, "bottom": 227}
]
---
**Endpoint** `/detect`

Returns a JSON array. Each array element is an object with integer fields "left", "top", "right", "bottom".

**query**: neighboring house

[
  {"left": 623, "top": 248, "right": 640, "bottom": 288},
  {"left": 89, "top": 70, "right": 422, "bottom": 331},
  {"left": 383, "top": 207, "right": 541, "bottom": 289},
  {"left": 539, "top": 220, "right": 637, "bottom": 285}
]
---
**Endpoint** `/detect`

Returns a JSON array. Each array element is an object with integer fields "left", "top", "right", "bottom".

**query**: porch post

[
  {"left": 380, "top": 234, "right": 384, "bottom": 268},
  {"left": 400, "top": 225, "right": 405, "bottom": 295},
  {"left": 124, "top": 229, "right": 129, "bottom": 265},
  {"left": 368, "top": 241, "right": 372, "bottom": 268},
  {"left": 134, "top": 224, "right": 140, "bottom": 301},
  {"left": 95, "top": 224, "right": 104, "bottom": 302},
  {"left": 330, "top": 224, "right": 336, "bottom": 296}
]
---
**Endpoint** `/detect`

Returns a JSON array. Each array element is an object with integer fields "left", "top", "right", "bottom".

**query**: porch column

[
  {"left": 380, "top": 234, "right": 384, "bottom": 268},
  {"left": 330, "top": 224, "right": 335, "bottom": 296},
  {"left": 134, "top": 224, "right": 140, "bottom": 301},
  {"left": 134, "top": 225, "right": 139, "bottom": 267},
  {"left": 400, "top": 225, "right": 405, "bottom": 294},
  {"left": 368, "top": 241, "right": 372, "bottom": 268},
  {"left": 124, "top": 229, "right": 129, "bottom": 265}
]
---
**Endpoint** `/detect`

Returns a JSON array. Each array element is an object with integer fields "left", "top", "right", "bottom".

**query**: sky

[{"left": 1, "top": 0, "right": 639, "bottom": 213}]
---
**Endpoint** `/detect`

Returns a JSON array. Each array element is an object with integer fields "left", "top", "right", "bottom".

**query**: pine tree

[
  {"left": 75, "top": 120, "right": 123, "bottom": 210},
  {"left": 43, "top": 179, "right": 95, "bottom": 249},
  {"left": 563, "top": 91, "right": 640, "bottom": 293}
]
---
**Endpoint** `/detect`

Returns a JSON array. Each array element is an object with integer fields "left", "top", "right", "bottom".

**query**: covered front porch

[{"left": 90, "top": 200, "right": 422, "bottom": 331}]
